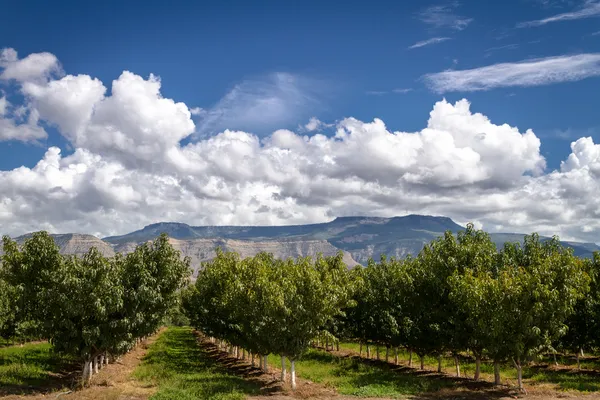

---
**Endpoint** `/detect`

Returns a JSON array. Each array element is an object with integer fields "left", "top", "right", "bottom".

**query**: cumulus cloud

[
  {"left": 518, "top": 0, "right": 600, "bottom": 27},
  {"left": 2, "top": 48, "right": 600, "bottom": 245},
  {"left": 408, "top": 37, "right": 451, "bottom": 49},
  {"left": 0, "top": 96, "right": 47, "bottom": 142},
  {"left": 424, "top": 53, "right": 600, "bottom": 92},
  {"left": 0, "top": 48, "right": 61, "bottom": 83}
]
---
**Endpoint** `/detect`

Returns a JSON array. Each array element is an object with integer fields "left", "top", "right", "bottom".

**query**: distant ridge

[{"left": 4, "top": 215, "right": 599, "bottom": 276}]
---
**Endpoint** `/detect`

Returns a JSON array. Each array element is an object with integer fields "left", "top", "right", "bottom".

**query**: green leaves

[
  {"left": 184, "top": 250, "right": 353, "bottom": 360},
  {"left": 0, "top": 232, "right": 190, "bottom": 363}
]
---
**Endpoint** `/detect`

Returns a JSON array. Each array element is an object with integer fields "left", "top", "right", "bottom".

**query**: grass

[
  {"left": 337, "top": 342, "right": 600, "bottom": 392},
  {"left": 133, "top": 327, "right": 263, "bottom": 400},
  {"left": 267, "top": 349, "right": 464, "bottom": 397},
  {"left": 0, "top": 341, "right": 76, "bottom": 395}
]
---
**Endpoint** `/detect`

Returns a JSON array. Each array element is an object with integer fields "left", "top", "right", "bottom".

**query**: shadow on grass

[
  {"left": 524, "top": 364, "right": 600, "bottom": 392},
  {"left": 0, "top": 343, "right": 79, "bottom": 396},
  {"left": 301, "top": 350, "right": 516, "bottom": 399},
  {"left": 135, "top": 327, "right": 279, "bottom": 399}
]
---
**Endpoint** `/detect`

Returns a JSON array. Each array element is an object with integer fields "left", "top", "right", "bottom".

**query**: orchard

[{"left": 1, "top": 224, "right": 597, "bottom": 393}]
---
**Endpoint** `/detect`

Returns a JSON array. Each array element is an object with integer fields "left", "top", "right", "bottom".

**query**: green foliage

[
  {"left": 0, "top": 231, "right": 191, "bottom": 374},
  {"left": 560, "top": 253, "right": 600, "bottom": 354},
  {"left": 184, "top": 250, "right": 354, "bottom": 361}
]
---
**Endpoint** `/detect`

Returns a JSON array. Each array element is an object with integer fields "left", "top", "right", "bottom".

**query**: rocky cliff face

[
  {"left": 2, "top": 233, "right": 358, "bottom": 277},
  {"left": 4, "top": 215, "right": 599, "bottom": 273},
  {"left": 137, "top": 238, "right": 358, "bottom": 276},
  {"left": 0, "top": 234, "right": 115, "bottom": 258}
]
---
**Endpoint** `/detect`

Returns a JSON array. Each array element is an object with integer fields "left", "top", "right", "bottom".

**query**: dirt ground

[
  {"left": 1, "top": 336, "right": 158, "bottom": 400},
  {"left": 4, "top": 333, "right": 600, "bottom": 400}
]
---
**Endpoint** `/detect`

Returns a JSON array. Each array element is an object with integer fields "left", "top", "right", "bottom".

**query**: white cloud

[
  {"left": 0, "top": 96, "right": 47, "bottom": 142},
  {"left": 417, "top": 3, "right": 473, "bottom": 31},
  {"left": 0, "top": 48, "right": 61, "bottom": 83},
  {"left": 424, "top": 53, "right": 600, "bottom": 92},
  {"left": 305, "top": 117, "right": 323, "bottom": 132},
  {"left": 365, "top": 90, "right": 387, "bottom": 95},
  {"left": 194, "top": 72, "right": 324, "bottom": 138},
  {"left": 518, "top": 0, "right": 600, "bottom": 27},
  {"left": 189, "top": 107, "right": 205, "bottom": 116},
  {"left": 409, "top": 37, "right": 451, "bottom": 49},
  {"left": 3, "top": 48, "right": 600, "bottom": 246},
  {"left": 23, "top": 71, "right": 195, "bottom": 165},
  {"left": 392, "top": 88, "right": 413, "bottom": 94}
]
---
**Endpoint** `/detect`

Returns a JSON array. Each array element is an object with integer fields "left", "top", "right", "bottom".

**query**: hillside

[
  {"left": 104, "top": 215, "right": 600, "bottom": 265},
  {"left": 3, "top": 215, "right": 599, "bottom": 273}
]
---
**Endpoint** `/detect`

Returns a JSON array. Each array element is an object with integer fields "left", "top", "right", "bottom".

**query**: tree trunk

[
  {"left": 409, "top": 350, "right": 413, "bottom": 367},
  {"left": 420, "top": 355, "right": 425, "bottom": 370},
  {"left": 513, "top": 358, "right": 525, "bottom": 392},
  {"left": 99, "top": 354, "right": 104, "bottom": 369},
  {"left": 359, "top": 342, "right": 363, "bottom": 357},
  {"left": 242, "top": 349, "right": 246, "bottom": 360},
  {"left": 336, "top": 341, "right": 339, "bottom": 351},
  {"left": 494, "top": 361, "right": 501, "bottom": 385},
  {"left": 474, "top": 354, "right": 481, "bottom": 381},
  {"left": 386, "top": 347, "right": 389, "bottom": 363},
  {"left": 104, "top": 352, "right": 109, "bottom": 366},
  {"left": 577, "top": 349, "right": 581, "bottom": 370},
  {"left": 394, "top": 347, "right": 398, "bottom": 365},
  {"left": 263, "top": 355, "right": 268, "bottom": 372},
  {"left": 251, "top": 352, "right": 255, "bottom": 367},
  {"left": 326, "top": 337, "right": 329, "bottom": 351},
  {"left": 291, "top": 360, "right": 297, "bottom": 390},
  {"left": 366, "top": 344, "right": 370, "bottom": 358},
  {"left": 281, "top": 356, "right": 287, "bottom": 382},
  {"left": 82, "top": 359, "right": 92, "bottom": 386},
  {"left": 437, "top": 354, "right": 442, "bottom": 373},
  {"left": 581, "top": 348, "right": 585, "bottom": 357},
  {"left": 93, "top": 356, "right": 99, "bottom": 374},
  {"left": 454, "top": 355, "right": 460, "bottom": 377},
  {"left": 376, "top": 346, "right": 380, "bottom": 360}
]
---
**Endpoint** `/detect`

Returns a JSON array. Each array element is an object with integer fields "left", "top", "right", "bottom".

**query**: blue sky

[
  {"left": 2, "top": 0, "right": 599, "bottom": 169},
  {"left": 1, "top": 0, "right": 600, "bottom": 240}
]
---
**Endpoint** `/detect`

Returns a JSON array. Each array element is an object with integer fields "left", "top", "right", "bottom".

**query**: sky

[{"left": 1, "top": 0, "right": 600, "bottom": 242}]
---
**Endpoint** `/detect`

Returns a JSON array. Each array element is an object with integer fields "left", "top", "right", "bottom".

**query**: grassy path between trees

[
  {"left": 4, "top": 328, "right": 600, "bottom": 400},
  {"left": 132, "top": 326, "right": 268, "bottom": 400}
]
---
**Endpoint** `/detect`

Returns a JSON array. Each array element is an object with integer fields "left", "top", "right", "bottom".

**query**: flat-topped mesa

[{"left": 4, "top": 214, "right": 599, "bottom": 275}]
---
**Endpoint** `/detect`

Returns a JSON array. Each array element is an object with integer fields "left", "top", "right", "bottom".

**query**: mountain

[
  {"left": 103, "top": 215, "right": 600, "bottom": 265},
  {"left": 4, "top": 215, "right": 599, "bottom": 276},
  {"left": 2, "top": 233, "right": 116, "bottom": 258}
]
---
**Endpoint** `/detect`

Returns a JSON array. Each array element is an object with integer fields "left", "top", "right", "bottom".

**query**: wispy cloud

[
  {"left": 592, "top": 30, "right": 600, "bottom": 36},
  {"left": 392, "top": 88, "right": 413, "bottom": 94},
  {"left": 194, "top": 72, "right": 325, "bottom": 137},
  {"left": 484, "top": 43, "right": 520, "bottom": 58},
  {"left": 365, "top": 90, "right": 387, "bottom": 96},
  {"left": 518, "top": 0, "right": 600, "bottom": 27},
  {"left": 409, "top": 37, "right": 452, "bottom": 49},
  {"left": 417, "top": 2, "right": 473, "bottom": 31},
  {"left": 485, "top": 43, "right": 520, "bottom": 53},
  {"left": 365, "top": 88, "right": 413, "bottom": 96},
  {"left": 424, "top": 53, "right": 600, "bottom": 93}
]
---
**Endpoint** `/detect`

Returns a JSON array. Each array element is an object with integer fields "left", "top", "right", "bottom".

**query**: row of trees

[
  {"left": 182, "top": 251, "right": 355, "bottom": 389},
  {"left": 342, "top": 225, "right": 594, "bottom": 390},
  {"left": 2, "top": 225, "right": 597, "bottom": 392},
  {"left": 0, "top": 232, "right": 190, "bottom": 385},
  {"left": 182, "top": 225, "right": 596, "bottom": 392}
]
